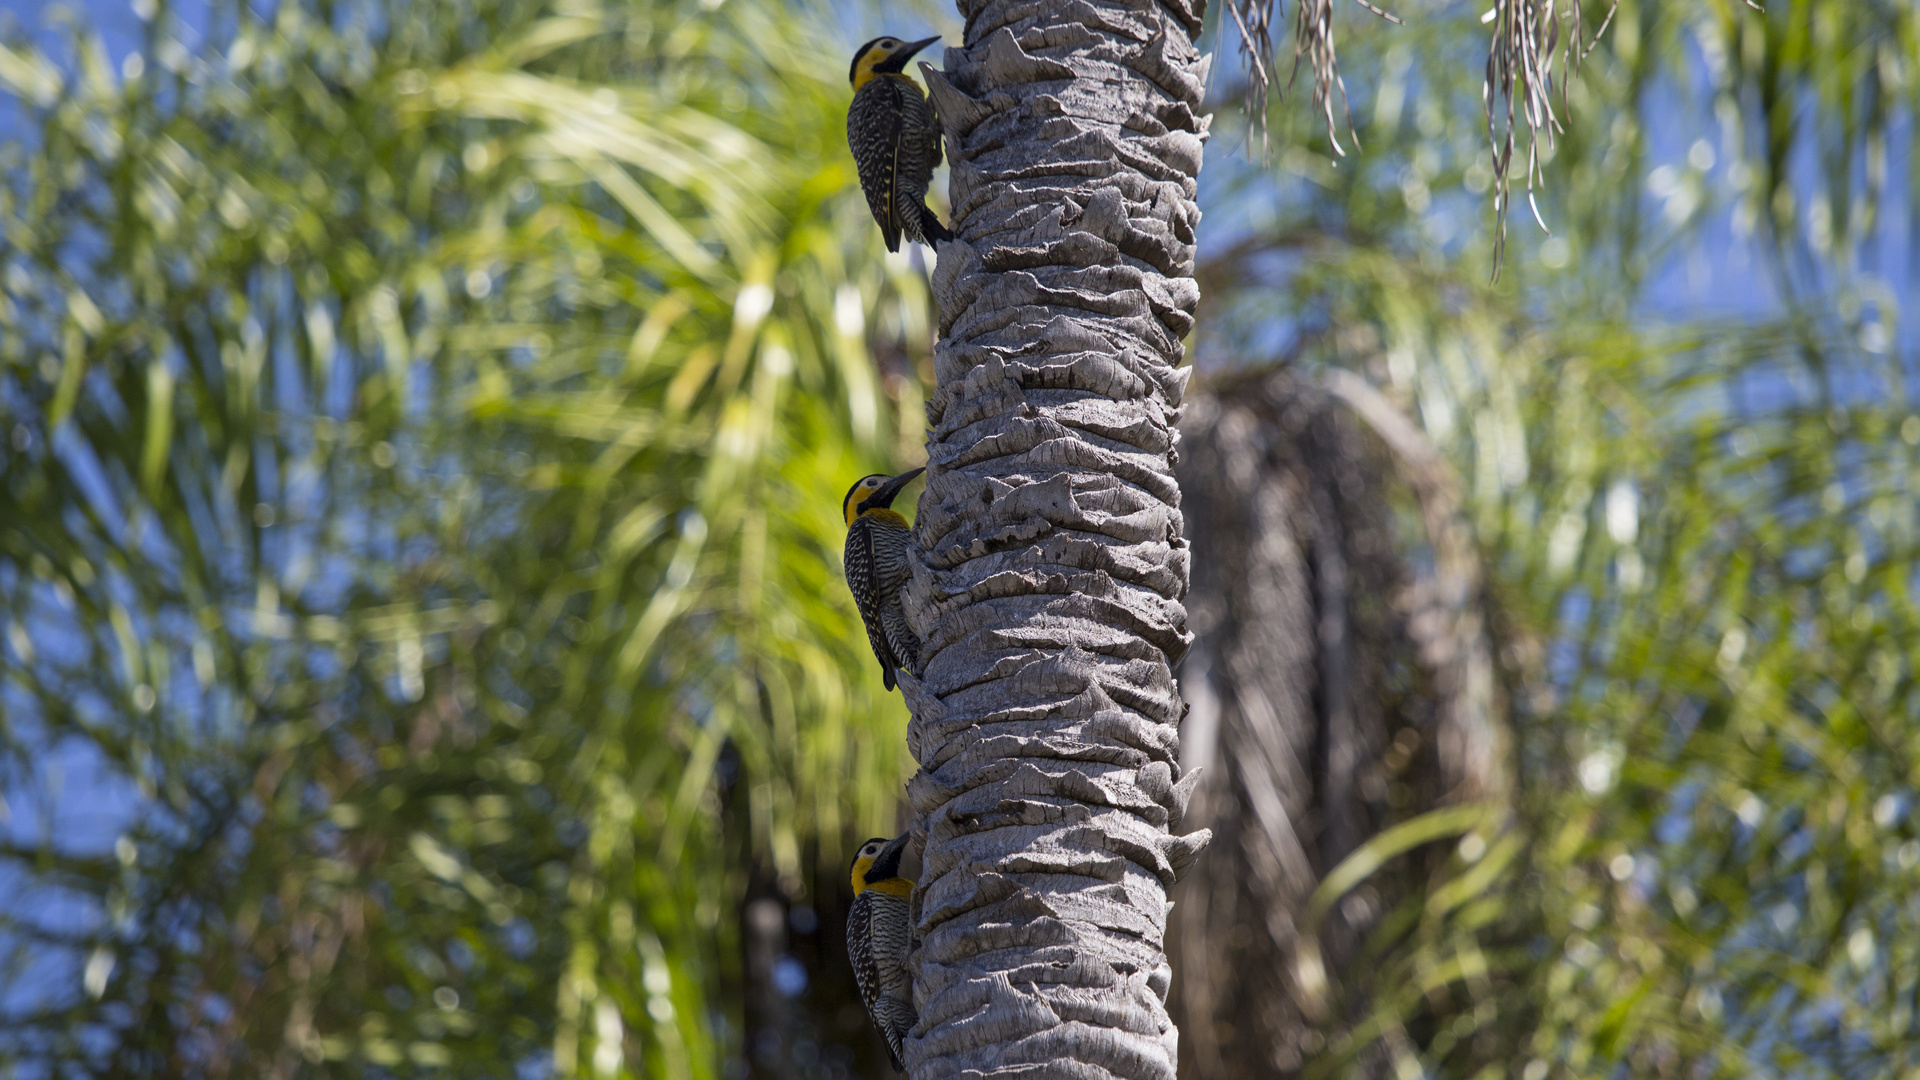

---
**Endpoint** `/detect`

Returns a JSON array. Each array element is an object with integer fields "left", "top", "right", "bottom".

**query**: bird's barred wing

[
  {"left": 846, "top": 893, "right": 884, "bottom": 1018},
  {"left": 845, "top": 519, "right": 901, "bottom": 689},
  {"left": 873, "top": 996, "right": 913, "bottom": 1071},
  {"left": 848, "top": 81, "right": 905, "bottom": 252},
  {"left": 847, "top": 893, "right": 910, "bottom": 1073}
]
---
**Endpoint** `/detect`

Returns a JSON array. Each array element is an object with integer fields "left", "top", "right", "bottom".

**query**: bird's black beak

[
  {"left": 903, "top": 36, "right": 942, "bottom": 61},
  {"left": 870, "top": 832, "right": 915, "bottom": 880},
  {"left": 859, "top": 467, "right": 925, "bottom": 513}
]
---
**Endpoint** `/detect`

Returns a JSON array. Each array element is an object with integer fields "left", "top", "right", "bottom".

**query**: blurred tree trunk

[
  {"left": 1169, "top": 368, "right": 1504, "bottom": 1077},
  {"left": 897, "top": 0, "right": 1213, "bottom": 1075}
]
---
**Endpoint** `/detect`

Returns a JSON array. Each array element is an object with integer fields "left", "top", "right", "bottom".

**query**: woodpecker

[
  {"left": 848, "top": 833, "right": 916, "bottom": 1072},
  {"left": 847, "top": 35, "right": 953, "bottom": 252},
  {"left": 843, "top": 468, "right": 924, "bottom": 690}
]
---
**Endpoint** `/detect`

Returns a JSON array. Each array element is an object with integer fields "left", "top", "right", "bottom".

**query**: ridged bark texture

[
  {"left": 1167, "top": 370, "right": 1503, "bottom": 1077},
  {"left": 895, "top": 1, "right": 1213, "bottom": 1077}
]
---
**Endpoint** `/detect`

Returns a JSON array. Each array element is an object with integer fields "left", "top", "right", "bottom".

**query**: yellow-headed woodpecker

[
  {"left": 847, "top": 35, "right": 953, "bottom": 252},
  {"left": 848, "top": 833, "right": 916, "bottom": 1072},
  {"left": 843, "top": 468, "right": 924, "bottom": 690}
]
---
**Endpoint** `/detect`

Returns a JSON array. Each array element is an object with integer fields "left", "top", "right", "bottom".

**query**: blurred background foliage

[
  {"left": 0, "top": 0, "right": 1912, "bottom": 1079},
  {"left": 1183, "top": 0, "right": 1920, "bottom": 1076},
  {"left": 0, "top": 0, "right": 935, "bottom": 1074}
]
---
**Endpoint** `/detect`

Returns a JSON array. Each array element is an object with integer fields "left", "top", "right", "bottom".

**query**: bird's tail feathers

[
  {"left": 917, "top": 203, "right": 953, "bottom": 244},
  {"left": 877, "top": 996, "right": 916, "bottom": 1073}
]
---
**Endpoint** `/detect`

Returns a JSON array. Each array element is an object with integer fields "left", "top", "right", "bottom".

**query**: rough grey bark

[
  {"left": 894, "top": 1, "right": 1213, "bottom": 1076},
  {"left": 1167, "top": 369, "right": 1503, "bottom": 1077}
]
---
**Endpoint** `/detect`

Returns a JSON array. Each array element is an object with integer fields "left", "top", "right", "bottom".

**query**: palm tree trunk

[{"left": 897, "top": 0, "right": 1212, "bottom": 1075}]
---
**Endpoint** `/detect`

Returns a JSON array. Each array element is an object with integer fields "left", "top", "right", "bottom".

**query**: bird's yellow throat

[
  {"left": 851, "top": 506, "right": 909, "bottom": 529},
  {"left": 851, "top": 857, "right": 914, "bottom": 898},
  {"left": 860, "top": 877, "right": 913, "bottom": 899},
  {"left": 851, "top": 56, "right": 914, "bottom": 92}
]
